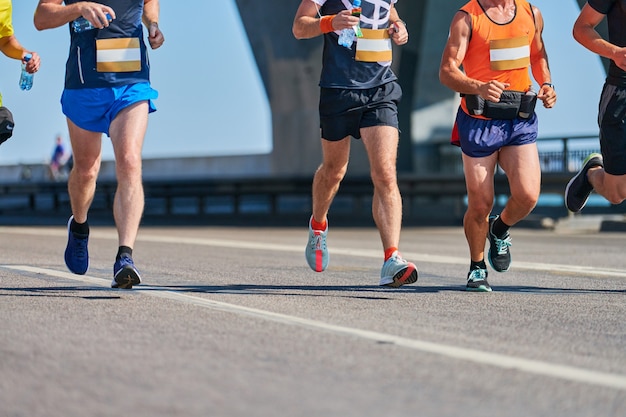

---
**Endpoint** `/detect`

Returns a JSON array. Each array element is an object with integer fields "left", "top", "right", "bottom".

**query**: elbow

[
  {"left": 33, "top": 15, "right": 48, "bottom": 31},
  {"left": 292, "top": 25, "right": 305, "bottom": 40},
  {"left": 438, "top": 68, "right": 449, "bottom": 87},
  {"left": 572, "top": 28, "right": 582, "bottom": 45}
]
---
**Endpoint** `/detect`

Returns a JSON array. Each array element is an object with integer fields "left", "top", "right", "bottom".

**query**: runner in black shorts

[
  {"left": 293, "top": 0, "right": 418, "bottom": 288},
  {"left": 565, "top": 0, "right": 626, "bottom": 212}
]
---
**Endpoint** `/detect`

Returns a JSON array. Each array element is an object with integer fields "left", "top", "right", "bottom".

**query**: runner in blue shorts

[
  {"left": 565, "top": 1, "right": 626, "bottom": 213},
  {"left": 35, "top": 0, "right": 165, "bottom": 289},
  {"left": 440, "top": 0, "right": 557, "bottom": 292},
  {"left": 293, "top": 0, "right": 418, "bottom": 288}
]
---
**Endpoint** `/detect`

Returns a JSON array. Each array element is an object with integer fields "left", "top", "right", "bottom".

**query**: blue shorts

[
  {"left": 61, "top": 82, "right": 158, "bottom": 136},
  {"left": 454, "top": 108, "right": 538, "bottom": 157}
]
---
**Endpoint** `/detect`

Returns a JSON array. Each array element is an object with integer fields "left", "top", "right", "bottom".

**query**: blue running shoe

[
  {"left": 112, "top": 254, "right": 142, "bottom": 289},
  {"left": 466, "top": 268, "right": 492, "bottom": 292},
  {"left": 379, "top": 251, "right": 418, "bottom": 287},
  {"left": 305, "top": 216, "right": 329, "bottom": 272},
  {"left": 64, "top": 216, "right": 89, "bottom": 275}
]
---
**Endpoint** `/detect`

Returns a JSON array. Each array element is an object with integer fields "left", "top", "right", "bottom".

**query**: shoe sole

[
  {"left": 381, "top": 264, "right": 418, "bottom": 288},
  {"left": 112, "top": 267, "right": 141, "bottom": 289},
  {"left": 466, "top": 284, "right": 493, "bottom": 292},
  {"left": 564, "top": 153, "right": 603, "bottom": 212},
  {"left": 564, "top": 174, "right": 590, "bottom": 213}
]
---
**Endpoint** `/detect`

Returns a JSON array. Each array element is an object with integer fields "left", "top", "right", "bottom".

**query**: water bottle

[
  {"left": 518, "top": 89, "right": 537, "bottom": 119},
  {"left": 72, "top": 13, "right": 112, "bottom": 33},
  {"left": 338, "top": 0, "right": 362, "bottom": 49},
  {"left": 19, "top": 54, "right": 34, "bottom": 91}
]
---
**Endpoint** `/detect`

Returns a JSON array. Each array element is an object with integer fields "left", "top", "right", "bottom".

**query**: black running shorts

[
  {"left": 318, "top": 81, "right": 402, "bottom": 141},
  {"left": 598, "top": 84, "right": 626, "bottom": 175}
]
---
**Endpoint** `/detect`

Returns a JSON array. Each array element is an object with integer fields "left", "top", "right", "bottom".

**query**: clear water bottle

[
  {"left": 338, "top": 0, "right": 362, "bottom": 49},
  {"left": 19, "top": 54, "right": 34, "bottom": 91},
  {"left": 72, "top": 13, "right": 112, "bottom": 33}
]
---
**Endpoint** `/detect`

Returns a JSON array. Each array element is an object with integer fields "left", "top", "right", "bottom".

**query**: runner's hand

[
  {"left": 333, "top": 10, "right": 360, "bottom": 31},
  {"left": 478, "top": 80, "right": 510, "bottom": 103},
  {"left": 389, "top": 21, "right": 408, "bottom": 45},
  {"left": 78, "top": 2, "right": 116, "bottom": 29}
]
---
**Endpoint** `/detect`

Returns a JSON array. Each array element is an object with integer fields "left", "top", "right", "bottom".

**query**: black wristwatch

[{"left": 542, "top": 82, "right": 555, "bottom": 90}]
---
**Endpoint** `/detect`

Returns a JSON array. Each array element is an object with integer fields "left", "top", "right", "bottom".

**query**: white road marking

[
  {"left": 2, "top": 227, "right": 625, "bottom": 278},
  {"left": 2, "top": 264, "right": 626, "bottom": 391}
]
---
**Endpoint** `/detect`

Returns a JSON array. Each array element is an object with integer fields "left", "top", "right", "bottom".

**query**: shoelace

[
  {"left": 73, "top": 236, "right": 88, "bottom": 258},
  {"left": 391, "top": 256, "right": 407, "bottom": 266},
  {"left": 312, "top": 233, "right": 325, "bottom": 250},
  {"left": 468, "top": 269, "right": 487, "bottom": 281},
  {"left": 118, "top": 255, "right": 134, "bottom": 267},
  {"left": 494, "top": 235, "right": 512, "bottom": 255}
]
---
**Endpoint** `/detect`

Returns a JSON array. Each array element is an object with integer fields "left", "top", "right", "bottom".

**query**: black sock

[
  {"left": 116, "top": 246, "right": 133, "bottom": 260},
  {"left": 491, "top": 216, "right": 511, "bottom": 238},
  {"left": 70, "top": 218, "right": 89, "bottom": 235},
  {"left": 470, "top": 260, "right": 487, "bottom": 270}
]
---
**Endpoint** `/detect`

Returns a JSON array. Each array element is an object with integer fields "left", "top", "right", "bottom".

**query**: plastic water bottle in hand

[
  {"left": 338, "top": 0, "right": 362, "bottom": 49},
  {"left": 72, "top": 13, "right": 112, "bottom": 33},
  {"left": 19, "top": 54, "right": 34, "bottom": 91}
]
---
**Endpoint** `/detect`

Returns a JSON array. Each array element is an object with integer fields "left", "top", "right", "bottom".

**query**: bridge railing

[{"left": 0, "top": 135, "right": 622, "bottom": 226}]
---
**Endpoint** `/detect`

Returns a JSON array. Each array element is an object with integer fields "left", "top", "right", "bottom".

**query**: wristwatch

[{"left": 542, "top": 82, "right": 555, "bottom": 90}]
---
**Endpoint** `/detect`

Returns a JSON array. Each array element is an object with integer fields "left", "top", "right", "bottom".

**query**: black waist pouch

[{"left": 465, "top": 91, "right": 531, "bottom": 120}]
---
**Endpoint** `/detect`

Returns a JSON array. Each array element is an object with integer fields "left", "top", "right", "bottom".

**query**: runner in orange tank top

[{"left": 439, "top": 0, "right": 557, "bottom": 292}]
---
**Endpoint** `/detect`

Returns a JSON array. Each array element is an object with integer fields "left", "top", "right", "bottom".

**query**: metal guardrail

[
  {"left": 1, "top": 136, "right": 622, "bottom": 226},
  {"left": 3, "top": 172, "right": 622, "bottom": 227}
]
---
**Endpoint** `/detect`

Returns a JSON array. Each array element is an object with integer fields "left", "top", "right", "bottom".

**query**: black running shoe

[
  {"left": 487, "top": 215, "right": 511, "bottom": 273},
  {"left": 466, "top": 268, "right": 491, "bottom": 292},
  {"left": 565, "top": 153, "right": 603, "bottom": 213}
]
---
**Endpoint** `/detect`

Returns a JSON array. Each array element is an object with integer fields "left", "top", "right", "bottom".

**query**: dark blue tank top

[
  {"left": 318, "top": 0, "right": 397, "bottom": 89},
  {"left": 64, "top": 0, "right": 150, "bottom": 89}
]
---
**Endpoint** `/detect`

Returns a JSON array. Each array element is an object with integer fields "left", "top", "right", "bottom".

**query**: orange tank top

[{"left": 460, "top": 0, "right": 536, "bottom": 115}]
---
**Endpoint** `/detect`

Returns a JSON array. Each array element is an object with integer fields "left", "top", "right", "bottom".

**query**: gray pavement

[{"left": 1, "top": 223, "right": 625, "bottom": 417}]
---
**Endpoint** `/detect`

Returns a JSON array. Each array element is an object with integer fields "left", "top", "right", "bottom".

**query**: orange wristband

[{"left": 320, "top": 15, "right": 335, "bottom": 33}]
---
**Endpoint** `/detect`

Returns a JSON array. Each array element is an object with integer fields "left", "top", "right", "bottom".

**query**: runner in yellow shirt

[{"left": 0, "top": 0, "right": 40, "bottom": 144}]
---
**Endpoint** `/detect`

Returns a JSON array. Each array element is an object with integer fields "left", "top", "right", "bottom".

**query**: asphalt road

[{"left": 1, "top": 223, "right": 624, "bottom": 417}]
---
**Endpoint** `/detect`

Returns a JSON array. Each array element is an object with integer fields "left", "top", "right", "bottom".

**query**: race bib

[
  {"left": 355, "top": 29, "right": 392, "bottom": 63},
  {"left": 96, "top": 37, "right": 141, "bottom": 72},
  {"left": 489, "top": 36, "right": 530, "bottom": 71}
]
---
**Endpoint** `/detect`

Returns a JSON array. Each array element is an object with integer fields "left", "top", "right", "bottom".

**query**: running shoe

[
  {"left": 379, "top": 251, "right": 418, "bottom": 287},
  {"left": 565, "top": 153, "right": 603, "bottom": 213},
  {"left": 487, "top": 215, "right": 512, "bottom": 273},
  {"left": 64, "top": 215, "right": 89, "bottom": 275},
  {"left": 112, "top": 254, "right": 142, "bottom": 289},
  {"left": 305, "top": 217, "right": 329, "bottom": 272},
  {"left": 466, "top": 268, "right": 491, "bottom": 292}
]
